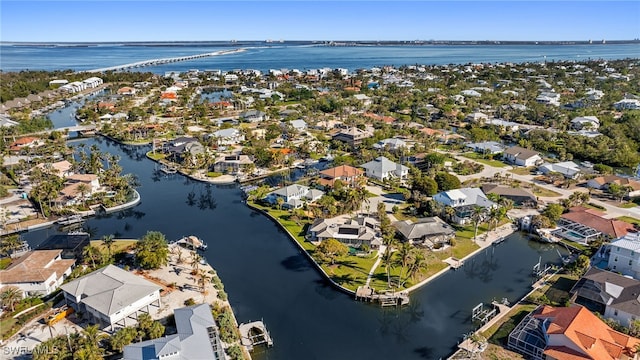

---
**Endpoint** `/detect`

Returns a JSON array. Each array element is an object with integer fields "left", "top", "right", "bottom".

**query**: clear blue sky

[{"left": 2, "top": 1, "right": 639, "bottom": 42}]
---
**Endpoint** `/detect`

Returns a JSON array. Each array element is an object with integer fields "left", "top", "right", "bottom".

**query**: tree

[
  {"left": 76, "top": 183, "right": 91, "bottom": 207},
  {"left": 315, "top": 238, "right": 348, "bottom": 265},
  {"left": 0, "top": 234, "right": 23, "bottom": 257},
  {"left": 471, "top": 206, "right": 486, "bottom": 241},
  {"left": 543, "top": 203, "right": 565, "bottom": 223},
  {"left": 0, "top": 286, "right": 22, "bottom": 312},
  {"left": 135, "top": 231, "right": 169, "bottom": 270},
  {"left": 110, "top": 327, "right": 138, "bottom": 352},
  {"left": 434, "top": 172, "right": 461, "bottom": 191},
  {"left": 83, "top": 245, "right": 102, "bottom": 269},
  {"left": 101, "top": 234, "right": 115, "bottom": 261}
]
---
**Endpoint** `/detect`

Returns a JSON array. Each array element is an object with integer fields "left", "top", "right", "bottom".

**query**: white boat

[
  {"left": 160, "top": 165, "right": 178, "bottom": 174},
  {"left": 176, "top": 235, "right": 208, "bottom": 251},
  {"left": 56, "top": 214, "right": 84, "bottom": 225}
]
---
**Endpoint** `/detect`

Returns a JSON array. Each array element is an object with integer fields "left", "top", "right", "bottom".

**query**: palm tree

[
  {"left": 101, "top": 234, "right": 115, "bottom": 261},
  {"left": 395, "top": 242, "right": 413, "bottom": 284},
  {"left": 191, "top": 251, "right": 202, "bottom": 277},
  {"left": 471, "top": 206, "right": 486, "bottom": 241},
  {"left": 406, "top": 250, "right": 428, "bottom": 282},
  {"left": 0, "top": 286, "right": 22, "bottom": 312},
  {"left": 1, "top": 234, "right": 23, "bottom": 257},
  {"left": 76, "top": 183, "right": 90, "bottom": 207},
  {"left": 198, "top": 269, "right": 212, "bottom": 295},
  {"left": 82, "top": 245, "right": 102, "bottom": 269}
]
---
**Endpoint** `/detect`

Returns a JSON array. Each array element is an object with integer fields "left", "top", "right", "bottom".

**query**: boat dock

[
  {"left": 239, "top": 320, "right": 273, "bottom": 352},
  {"left": 170, "top": 235, "right": 208, "bottom": 251},
  {"left": 355, "top": 285, "right": 410, "bottom": 307},
  {"left": 444, "top": 257, "right": 465, "bottom": 269}
]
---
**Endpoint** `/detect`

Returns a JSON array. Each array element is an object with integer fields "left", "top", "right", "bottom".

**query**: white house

[
  {"left": 372, "top": 138, "right": 408, "bottom": 152},
  {"left": 360, "top": 156, "right": 409, "bottom": 181},
  {"left": 308, "top": 216, "right": 382, "bottom": 249},
  {"left": 570, "top": 116, "right": 600, "bottom": 130},
  {"left": 264, "top": 184, "right": 324, "bottom": 209},
  {"left": 240, "top": 110, "right": 267, "bottom": 122},
  {"left": 60, "top": 265, "right": 162, "bottom": 330},
  {"left": 82, "top": 77, "right": 103, "bottom": 89},
  {"left": 614, "top": 99, "right": 640, "bottom": 110},
  {"left": 502, "top": 146, "right": 543, "bottom": 167},
  {"left": 210, "top": 128, "right": 245, "bottom": 146},
  {"left": 288, "top": 119, "right": 308, "bottom": 132},
  {"left": 538, "top": 161, "right": 582, "bottom": 179},
  {"left": 433, "top": 187, "right": 495, "bottom": 224},
  {"left": 0, "top": 250, "right": 75, "bottom": 298},
  {"left": 353, "top": 94, "right": 372, "bottom": 106},
  {"left": 123, "top": 304, "right": 225, "bottom": 360},
  {"left": 606, "top": 233, "right": 640, "bottom": 279}
]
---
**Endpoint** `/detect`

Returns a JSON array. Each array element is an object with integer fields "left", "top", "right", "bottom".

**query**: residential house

[
  {"left": 587, "top": 176, "right": 640, "bottom": 198},
  {"left": 502, "top": 146, "right": 543, "bottom": 167},
  {"left": 60, "top": 265, "right": 162, "bottom": 330},
  {"left": 571, "top": 116, "right": 600, "bottom": 130},
  {"left": 433, "top": 187, "right": 495, "bottom": 224},
  {"left": 66, "top": 174, "right": 100, "bottom": 193},
  {"left": 9, "top": 137, "right": 43, "bottom": 152},
  {"left": 614, "top": 99, "right": 640, "bottom": 110},
  {"left": 36, "top": 160, "right": 74, "bottom": 178},
  {"left": 212, "top": 154, "right": 254, "bottom": 175},
  {"left": 210, "top": 128, "right": 245, "bottom": 146},
  {"left": 123, "top": 304, "right": 225, "bottom": 360},
  {"left": 485, "top": 118, "right": 521, "bottom": 132},
  {"left": 82, "top": 77, "right": 103, "bottom": 89},
  {"left": 165, "top": 137, "right": 205, "bottom": 162},
  {"left": 117, "top": 87, "right": 136, "bottom": 96},
  {"left": 538, "top": 161, "right": 582, "bottom": 179},
  {"left": 288, "top": 119, "right": 308, "bottom": 133},
  {"left": 393, "top": 217, "right": 455, "bottom": 248},
  {"left": 308, "top": 216, "right": 382, "bottom": 249},
  {"left": 570, "top": 267, "right": 640, "bottom": 327},
  {"left": 481, "top": 184, "right": 538, "bottom": 207},
  {"left": 332, "top": 127, "right": 373, "bottom": 148},
  {"left": 264, "top": 184, "right": 324, "bottom": 209},
  {"left": 373, "top": 138, "right": 409, "bottom": 152},
  {"left": 0, "top": 250, "right": 75, "bottom": 298},
  {"left": 464, "top": 112, "right": 489, "bottom": 123},
  {"left": 318, "top": 165, "right": 364, "bottom": 188},
  {"left": 239, "top": 110, "right": 267, "bottom": 122},
  {"left": 607, "top": 233, "right": 640, "bottom": 279},
  {"left": 554, "top": 206, "right": 636, "bottom": 244},
  {"left": 508, "top": 305, "right": 640, "bottom": 360},
  {"left": 466, "top": 141, "right": 506, "bottom": 155},
  {"left": 360, "top": 156, "right": 409, "bottom": 181},
  {"left": 353, "top": 94, "right": 372, "bottom": 107}
]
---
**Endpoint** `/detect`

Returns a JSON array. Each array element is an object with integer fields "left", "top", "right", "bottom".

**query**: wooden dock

[
  {"left": 355, "top": 285, "right": 410, "bottom": 307},
  {"left": 444, "top": 257, "right": 465, "bottom": 270},
  {"left": 239, "top": 320, "right": 273, "bottom": 352}
]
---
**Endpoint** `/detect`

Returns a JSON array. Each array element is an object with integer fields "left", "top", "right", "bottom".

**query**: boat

[
  {"left": 56, "top": 214, "right": 84, "bottom": 226},
  {"left": 160, "top": 165, "right": 178, "bottom": 174},
  {"left": 493, "top": 237, "right": 505, "bottom": 245},
  {"left": 175, "top": 235, "right": 208, "bottom": 251}
]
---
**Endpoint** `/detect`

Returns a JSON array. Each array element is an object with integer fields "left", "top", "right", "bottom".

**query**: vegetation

[{"left": 135, "top": 231, "right": 170, "bottom": 269}]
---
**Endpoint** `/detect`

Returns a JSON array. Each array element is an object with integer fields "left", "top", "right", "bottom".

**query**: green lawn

[
  {"left": 616, "top": 201, "right": 639, "bottom": 209},
  {"left": 527, "top": 274, "right": 578, "bottom": 306},
  {"left": 509, "top": 167, "right": 535, "bottom": 175},
  {"left": 146, "top": 152, "right": 167, "bottom": 160},
  {"left": 482, "top": 304, "right": 538, "bottom": 344},
  {"left": 90, "top": 239, "right": 138, "bottom": 254},
  {"left": 530, "top": 185, "right": 562, "bottom": 198},
  {"left": 461, "top": 152, "right": 507, "bottom": 168},
  {"left": 369, "top": 251, "right": 448, "bottom": 291},
  {"left": 618, "top": 216, "right": 640, "bottom": 226}
]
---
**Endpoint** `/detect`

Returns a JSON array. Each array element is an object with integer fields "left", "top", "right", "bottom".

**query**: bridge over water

[{"left": 80, "top": 49, "right": 245, "bottom": 73}]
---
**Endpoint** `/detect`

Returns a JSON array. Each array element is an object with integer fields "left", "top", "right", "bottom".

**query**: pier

[
  {"left": 355, "top": 285, "right": 410, "bottom": 307},
  {"left": 81, "top": 49, "right": 245, "bottom": 73},
  {"left": 239, "top": 320, "right": 273, "bottom": 352}
]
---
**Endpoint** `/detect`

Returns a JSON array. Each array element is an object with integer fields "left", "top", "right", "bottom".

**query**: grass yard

[
  {"left": 509, "top": 167, "right": 535, "bottom": 175},
  {"left": 616, "top": 201, "right": 640, "bottom": 209},
  {"left": 146, "top": 152, "right": 167, "bottom": 160},
  {"left": 530, "top": 185, "right": 562, "bottom": 198},
  {"left": 462, "top": 152, "right": 508, "bottom": 168},
  {"left": 527, "top": 273, "right": 578, "bottom": 306},
  {"left": 618, "top": 216, "right": 640, "bottom": 226},
  {"left": 90, "top": 239, "right": 138, "bottom": 254},
  {"left": 369, "top": 250, "right": 448, "bottom": 291},
  {"left": 482, "top": 303, "right": 538, "bottom": 345}
]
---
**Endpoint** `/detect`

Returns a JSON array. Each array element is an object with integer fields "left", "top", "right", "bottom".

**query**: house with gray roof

[
  {"left": 264, "top": 184, "right": 324, "bottom": 209},
  {"left": 481, "top": 184, "right": 538, "bottom": 207},
  {"left": 360, "top": 156, "right": 408, "bottom": 181},
  {"left": 288, "top": 119, "right": 308, "bottom": 132},
  {"left": 372, "top": 138, "right": 409, "bottom": 152},
  {"left": 308, "top": 216, "right": 382, "bottom": 249},
  {"left": 570, "top": 116, "right": 600, "bottom": 130},
  {"left": 538, "top": 161, "right": 582, "bottom": 179},
  {"left": 466, "top": 141, "right": 506, "bottom": 155},
  {"left": 240, "top": 110, "right": 267, "bottom": 122},
  {"left": 60, "top": 265, "right": 161, "bottom": 330},
  {"left": 502, "top": 146, "right": 543, "bottom": 167},
  {"left": 433, "top": 187, "right": 496, "bottom": 224},
  {"left": 570, "top": 267, "right": 640, "bottom": 327},
  {"left": 123, "top": 304, "right": 224, "bottom": 360},
  {"left": 606, "top": 233, "right": 640, "bottom": 280},
  {"left": 393, "top": 217, "right": 455, "bottom": 248},
  {"left": 210, "top": 128, "right": 245, "bottom": 146}
]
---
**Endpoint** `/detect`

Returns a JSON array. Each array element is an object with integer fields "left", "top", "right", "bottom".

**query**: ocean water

[{"left": 1, "top": 43, "right": 639, "bottom": 73}]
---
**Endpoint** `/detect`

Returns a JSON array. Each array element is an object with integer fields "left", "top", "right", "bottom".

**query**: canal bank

[{"left": 19, "top": 138, "right": 570, "bottom": 360}]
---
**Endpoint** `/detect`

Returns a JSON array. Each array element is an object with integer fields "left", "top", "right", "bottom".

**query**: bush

[
  {"left": 218, "top": 290, "right": 228, "bottom": 301},
  {"left": 184, "top": 298, "right": 196, "bottom": 306},
  {"left": 226, "top": 344, "right": 244, "bottom": 360}
]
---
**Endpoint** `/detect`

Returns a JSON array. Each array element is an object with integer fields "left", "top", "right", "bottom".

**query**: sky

[{"left": 1, "top": 1, "right": 639, "bottom": 42}]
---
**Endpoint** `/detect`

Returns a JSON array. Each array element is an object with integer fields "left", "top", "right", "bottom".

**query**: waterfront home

[
  {"left": 465, "top": 141, "right": 505, "bottom": 155},
  {"left": 9, "top": 136, "right": 43, "bottom": 152},
  {"left": 393, "top": 217, "right": 455, "bottom": 248},
  {"left": 538, "top": 161, "right": 582, "bottom": 179},
  {"left": 0, "top": 114, "right": 18, "bottom": 127},
  {"left": 502, "top": 146, "right": 543, "bottom": 167},
  {"left": 481, "top": 184, "right": 538, "bottom": 207},
  {"left": 66, "top": 173, "right": 101, "bottom": 193},
  {"left": 318, "top": 165, "right": 364, "bottom": 188},
  {"left": 264, "top": 184, "right": 324, "bottom": 209},
  {"left": 571, "top": 115, "right": 600, "bottom": 130},
  {"left": 360, "top": 156, "right": 409, "bottom": 181},
  {"left": 0, "top": 250, "right": 75, "bottom": 298},
  {"left": 209, "top": 128, "right": 245, "bottom": 146},
  {"left": 606, "top": 233, "right": 640, "bottom": 279},
  {"left": 82, "top": 77, "right": 103, "bottom": 89},
  {"left": 508, "top": 305, "right": 640, "bottom": 360},
  {"left": 587, "top": 175, "right": 640, "bottom": 198},
  {"left": 212, "top": 154, "right": 254, "bottom": 175},
  {"left": 554, "top": 206, "right": 635, "bottom": 244},
  {"left": 36, "top": 160, "right": 74, "bottom": 178},
  {"left": 433, "top": 187, "right": 495, "bottom": 224},
  {"left": 307, "top": 216, "right": 382, "bottom": 249},
  {"left": 372, "top": 138, "right": 409, "bottom": 152},
  {"left": 240, "top": 109, "right": 267, "bottom": 122},
  {"left": 123, "top": 304, "right": 225, "bottom": 360},
  {"left": 332, "top": 126, "right": 373, "bottom": 148},
  {"left": 60, "top": 265, "right": 162, "bottom": 331},
  {"left": 164, "top": 137, "right": 205, "bottom": 162},
  {"left": 570, "top": 267, "right": 640, "bottom": 327}
]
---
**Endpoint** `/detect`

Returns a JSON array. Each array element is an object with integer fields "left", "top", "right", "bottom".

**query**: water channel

[{"left": 21, "top": 100, "right": 568, "bottom": 359}]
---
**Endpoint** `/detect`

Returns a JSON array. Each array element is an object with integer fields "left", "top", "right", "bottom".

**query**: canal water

[{"left": 21, "top": 138, "right": 567, "bottom": 359}]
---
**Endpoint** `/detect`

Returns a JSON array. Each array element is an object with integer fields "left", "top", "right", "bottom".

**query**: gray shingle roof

[{"left": 393, "top": 217, "right": 454, "bottom": 240}]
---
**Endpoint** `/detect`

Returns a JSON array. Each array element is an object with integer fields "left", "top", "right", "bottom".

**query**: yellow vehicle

[{"left": 46, "top": 306, "right": 74, "bottom": 326}]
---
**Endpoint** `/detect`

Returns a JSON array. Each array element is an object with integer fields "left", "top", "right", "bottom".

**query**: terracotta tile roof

[
  {"left": 0, "top": 250, "right": 75, "bottom": 284},
  {"left": 67, "top": 174, "right": 98, "bottom": 182},
  {"left": 591, "top": 175, "right": 640, "bottom": 191},
  {"left": 363, "top": 112, "right": 396, "bottom": 123},
  {"left": 561, "top": 206, "right": 635, "bottom": 238},
  {"left": 535, "top": 305, "right": 640, "bottom": 360},
  {"left": 319, "top": 165, "right": 363, "bottom": 179},
  {"left": 420, "top": 127, "right": 444, "bottom": 137},
  {"left": 10, "top": 137, "right": 40, "bottom": 146}
]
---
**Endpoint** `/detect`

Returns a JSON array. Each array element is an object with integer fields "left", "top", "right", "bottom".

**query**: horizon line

[{"left": 2, "top": 39, "right": 640, "bottom": 44}]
